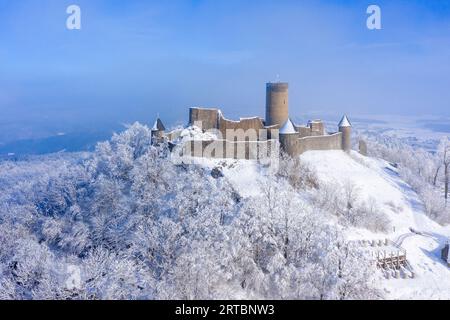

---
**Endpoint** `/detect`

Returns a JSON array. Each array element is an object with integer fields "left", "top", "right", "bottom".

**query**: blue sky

[{"left": 1, "top": 0, "right": 450, "bottom": 142}]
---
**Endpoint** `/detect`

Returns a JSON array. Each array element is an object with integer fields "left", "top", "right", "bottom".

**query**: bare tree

[{"left": 343, "top": 180, "right": 360, "bottom": 215}]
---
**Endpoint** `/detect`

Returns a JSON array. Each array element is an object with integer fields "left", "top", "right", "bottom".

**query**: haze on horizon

[{"left": 1, "top": 0, "right": 450, "bottom": 145}]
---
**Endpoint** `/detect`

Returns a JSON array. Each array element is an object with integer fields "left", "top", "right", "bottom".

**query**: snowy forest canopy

[{"left": 0, "top": 122, "right": 448, "bottom": 300}]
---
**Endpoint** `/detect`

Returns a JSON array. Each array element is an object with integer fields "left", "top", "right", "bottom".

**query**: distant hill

[{"left": 0, "top": 130, "right": 115, "bottom": 156}]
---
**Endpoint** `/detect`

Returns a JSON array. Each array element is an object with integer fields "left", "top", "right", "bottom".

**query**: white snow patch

[
  {"left": 178, "top": 126, "right": 218, "bottom": 142},
  {"left": 187, "top": 157, "right": 269, "bottom": 198}
]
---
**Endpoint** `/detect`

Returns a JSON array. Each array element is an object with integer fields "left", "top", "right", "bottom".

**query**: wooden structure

[
  {"left": 355, "top": 239, "right": 414, "bottom": 279},
  {"left": 375, "top": 248, "right": 407, "bottom": 270}
]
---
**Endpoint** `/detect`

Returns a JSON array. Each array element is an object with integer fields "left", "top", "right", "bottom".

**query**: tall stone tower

[
  {"left": 265, "top": 82, "right": 289, "bottom": 127},
  {"left": 338, "top": 115, "right": 352, "bottom": 152}
]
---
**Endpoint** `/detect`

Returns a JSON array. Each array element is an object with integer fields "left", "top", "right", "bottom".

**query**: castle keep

[
  {"left": 266, "top": 82, "right": 289, "bottom": 127},
  {"left": 153, "top": 82, "right": 353, "bottom": 160}
]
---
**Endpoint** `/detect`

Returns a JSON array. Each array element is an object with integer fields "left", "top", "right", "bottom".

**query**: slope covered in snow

[
  {"left": 300, "top": 150, "right": 450, "bottom": 299},
  {"left": 193, "top": 150, "right": 450, "bottom": 299}
]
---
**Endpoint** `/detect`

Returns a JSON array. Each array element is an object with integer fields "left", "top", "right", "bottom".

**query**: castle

[{"left": 152, "top": 82, "right": 355, "bottom": 160}]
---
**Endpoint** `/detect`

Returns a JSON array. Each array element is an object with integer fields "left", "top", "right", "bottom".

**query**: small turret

[
  {"left": 338, "top": 115, "right": 352, "bottom": 152},
  {"left": 279, "top": 118, "right": 299, "bottom": 157},
  {"left": 151, "top": 117, "right": 166, "bottom": 144}
]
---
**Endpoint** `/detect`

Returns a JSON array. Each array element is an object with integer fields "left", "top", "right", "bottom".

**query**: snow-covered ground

[
  {"left": 191, "top": 150, "right": 450, "bottom": 299},
  {"left": 301, "top": 151, "right": 450, "bottom": 299}
]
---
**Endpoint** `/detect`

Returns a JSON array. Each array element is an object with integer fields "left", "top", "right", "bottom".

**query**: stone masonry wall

[
  {"left": 296, "top": 132, "right": 342, "bottom": 155},
  {"left": 182, "top": 139, "right": 278, "bottom": 160},
  {"left": 189, "top": 108, "right": 219, "bottom": 130},
  {"left": 218, "top": 116, "right": 265, "bottom": 140},
  {"left": 296, "top": 126, "right": 311, "bottom": 138}
]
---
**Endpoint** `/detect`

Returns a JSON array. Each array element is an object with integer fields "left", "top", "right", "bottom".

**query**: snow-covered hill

[
  {"left": 1, "top": 123, "right": 448, "bottom": 300},
  {"left": 192, "top": 150, "right": 450, "bottom": 299}
]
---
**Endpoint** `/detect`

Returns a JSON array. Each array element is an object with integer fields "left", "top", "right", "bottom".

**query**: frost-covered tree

[
  {"left": 362, "top": 132, "right": 450, "bottom": 224},
  {"left": 437, "top": 137, "right": 450, "bottom": 204}
]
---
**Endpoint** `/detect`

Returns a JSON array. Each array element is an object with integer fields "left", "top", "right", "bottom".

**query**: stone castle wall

[
  {"left": 296, "top": 132, "right": 342, "bottom": 155},
  {"left": 186, "top": 106, "right": 348, "bottom": 159},
  {"left": 218, "top": 116, "right": 265, "bottom": 140},
  {"left": 309, "top": 121, "right": 325, "bottom": 136},
  {"left": 296, "top": 126, "right": 312, "bottom": 138},
  {"left": 189, "top": 107, "right": 268, "bottom": 141},
  {"left": 189, "top": 108, "right": 219, "bottom": 130},
  {"left": 295, "top": 121, "right": 325, "bottom": 138},
  {"left": 182, "top": 139, "right": 278, "bottom": 160},
  {"left": 181, "top": 132, "right": 343, "bottom": 160}
]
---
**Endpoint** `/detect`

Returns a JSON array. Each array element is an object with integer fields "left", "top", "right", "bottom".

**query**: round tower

[
  {"left": 279, "top": 119, "right": 299, "bottom": 157},
  {"left": 265, "top": 82, "right": 289, "bottom": 127},
  {"left": 151, "top": 117, "right": 166, "bottom": 144},
  {"left": 338, "top": 115, "right": 352, "bottom": 152}
]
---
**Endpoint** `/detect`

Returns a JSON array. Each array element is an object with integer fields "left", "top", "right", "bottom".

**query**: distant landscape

[{"left": 2, "top": 115, "right": 450, "bottom": 157}]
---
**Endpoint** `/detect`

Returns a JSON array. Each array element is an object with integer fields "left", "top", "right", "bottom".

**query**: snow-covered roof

[
  {"left": 239, "top": 116, "right": 264, "bottom": 121},
  {"left": 338, "top": 115, "right": 352, "bottom": 127},
  {"left": 152, "top": 118, "right": 166, "bottom": 131},
  {"left": 179, "top": 126, "right": 218, "bottom": 141},
  {"left": 190, "top": 107, "right": 220, "bottom": 111},
  {"left": 218, "top": 111, "right": 263, "bottom": 124},
  {"left": 280, "top": 119, "right": 297, "bottom": 134}
]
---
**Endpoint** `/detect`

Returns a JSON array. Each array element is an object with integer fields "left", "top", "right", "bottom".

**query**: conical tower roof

[
  {"left": 338, "top": 115, "right": 352, "bottom": 127},
  {"left": 279, "top": 118, "right": 297, "bottom": 134},
  {"left": 152, "top": 117, "right": 166, "bottom": 131}
]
